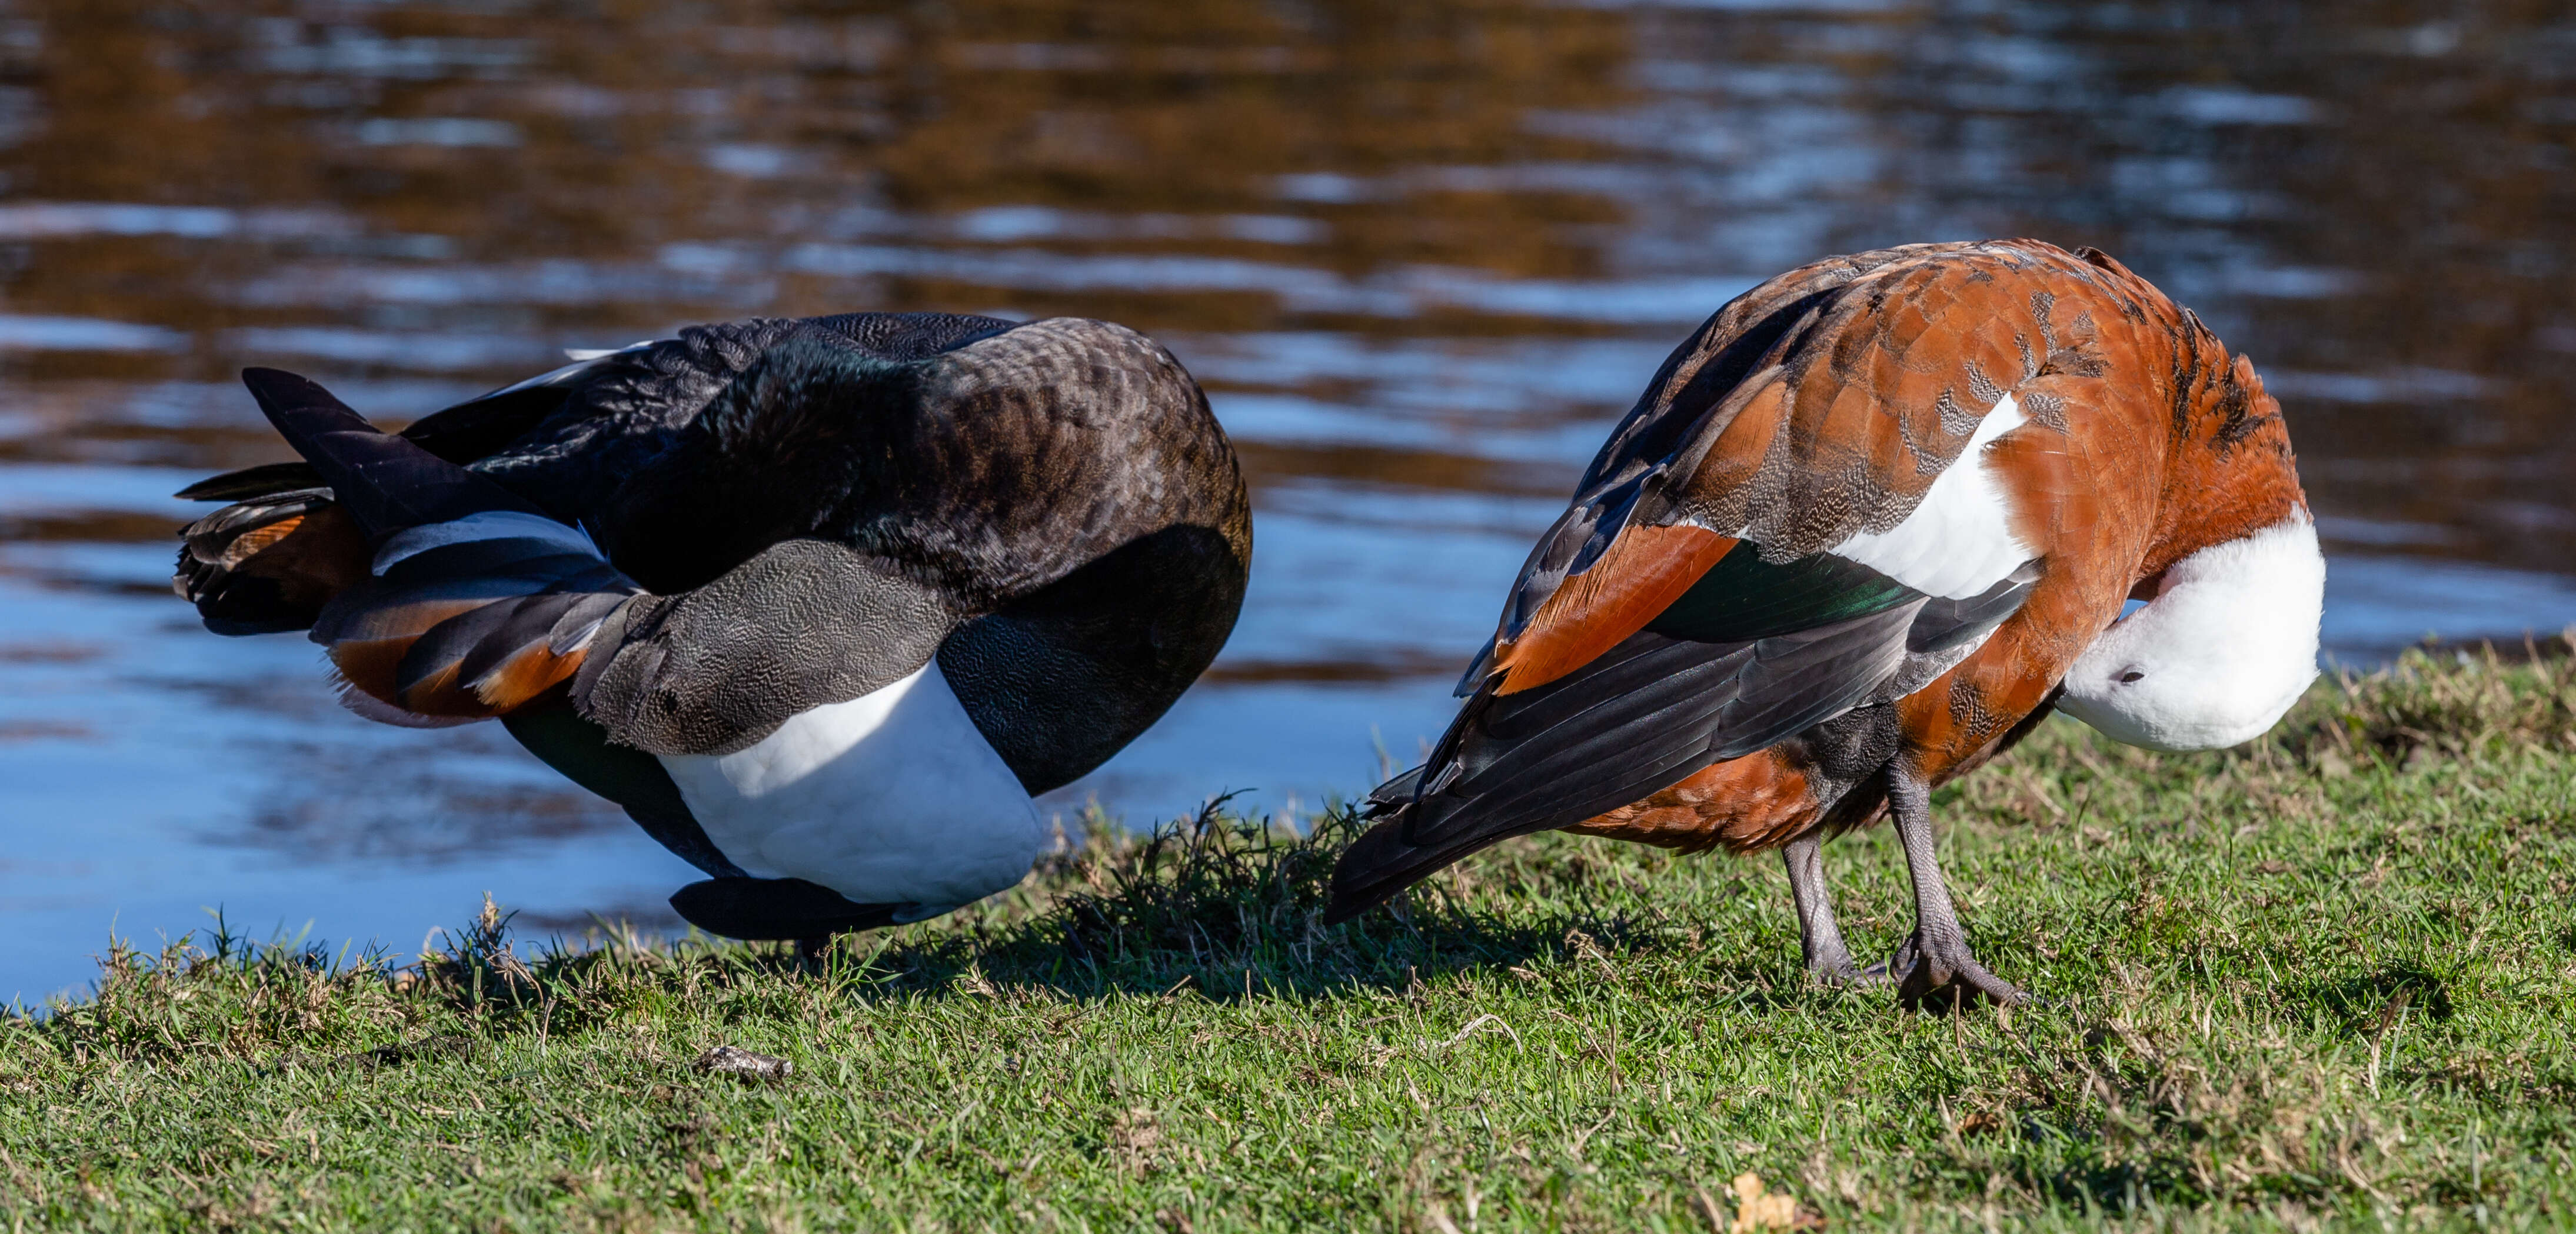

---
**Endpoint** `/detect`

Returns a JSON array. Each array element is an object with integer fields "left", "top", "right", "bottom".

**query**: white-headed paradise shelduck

[
  {"left": 174, "top": 313, "right": 1250, "bottom": 943},
  {"left": 1327, "top": 241, "right": 2324, "bottom": 1006}
]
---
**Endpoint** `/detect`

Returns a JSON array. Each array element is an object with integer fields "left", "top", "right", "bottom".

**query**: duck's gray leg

[
  {"left": 1783, "top": 830, "right": 1874, "bottom": 985},
  {"left": 1883, "top": 765, "right": 2026, "bottom": 1009}
]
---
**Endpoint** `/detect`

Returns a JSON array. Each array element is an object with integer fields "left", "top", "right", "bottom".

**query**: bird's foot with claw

[{"left": 1879, "top": 931, "right": 2026, "bottom": 1011}]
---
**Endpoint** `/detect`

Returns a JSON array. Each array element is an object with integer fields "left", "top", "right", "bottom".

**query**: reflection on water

[{"left": 1, "top": 0, "right": 2572, "bottom": 1000}]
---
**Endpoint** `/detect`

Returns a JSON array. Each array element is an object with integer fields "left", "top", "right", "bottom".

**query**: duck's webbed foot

[
  {"left": 1882, "top": 765, "right": 2026, "bottom": 1011},
  {"left": 1782, "top": 831, "right": 1888, "bottom": 988}
]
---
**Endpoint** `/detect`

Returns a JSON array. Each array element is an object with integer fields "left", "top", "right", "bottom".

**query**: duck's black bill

[{"left": 668, "top": 878, "right": 908, "bottom": 940}]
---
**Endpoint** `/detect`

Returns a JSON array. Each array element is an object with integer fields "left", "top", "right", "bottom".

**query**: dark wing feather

[
  {"left": 1647, "top": 548, "right": 1923, "bottom": 643},
  {"left": 1327, "top": 602, "right": 1920, "bottom": 922},
  {"left": 174, "top": 462, "right": 331, "bottom": 503},
  {"left": 175, "top": 364, "right": 595, "bottom": 502},
  {"left": 1463, "top": 261, "right": 1868, "bottom": 683},
  {"left": 252, "top": 366, "right": 934, "bottom": 743},
  {"left": 1470, "top": 241, "right": 2109, "bottom": 692},
  {"left": 1906, "top": 561, "right": 2041, "bottom": 657},
  {"left": 398, "top": 589, "right": 596, "bottom": 699},
  {"left": 501, "top": 705, "right": 741, "bottom": 878},
  {"left": 221, "top": 368, "right": 639, "bottom": 718},
  {"left": 1362, "top": 764, "right": 1427, "bottom": 816},
  {"left": 239, "top": 368, "right": 553, "bottom": 539},
  {"left": 453, "top": 590, "right": 624, "bottom": 685},
  {"left": 179, "top": 311, "right": 1019, "bottom": 505}
]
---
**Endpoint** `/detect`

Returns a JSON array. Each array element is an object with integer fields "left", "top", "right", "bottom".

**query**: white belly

[{"left": 656, "top": 661, "right": 1045, "bottom": 915}]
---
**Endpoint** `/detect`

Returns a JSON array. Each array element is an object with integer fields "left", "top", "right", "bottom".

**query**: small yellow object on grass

[{"left": 1729, "top": 1173, "right": 1806, "bottom": 1232}]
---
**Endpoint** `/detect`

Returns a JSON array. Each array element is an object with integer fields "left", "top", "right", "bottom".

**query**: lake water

[{"left": 2, "top": 0, "right": 2572, "bottom": 1003}]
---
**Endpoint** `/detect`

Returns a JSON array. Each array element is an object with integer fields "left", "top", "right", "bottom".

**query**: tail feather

[
  {"left": 1322, "top": 763, "right": 1502, "bottom": 925},
  {"left": 169, "top": 367, "right": 571, "bottom": 635},
  {"left": 174, "top": 492, "right": 370, "bottom": 634},
  {"left": 174, "top": 461, "right": 326, "bottom": 503},
  {"left": 174, "top": 359, "right": 585, "bottom": 505},
  {"left": 1323, "top": 804, "right": 1506, "bottom": 925},
  {"left": 195, "top": 366, "right": 643, "bottom": 726},
  {"left": 238, "top": 367, "right": 551, "bottom": 539}
]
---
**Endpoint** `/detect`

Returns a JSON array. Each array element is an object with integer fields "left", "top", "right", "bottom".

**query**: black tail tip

[
  {"left": 1319, "top": 891, "right": 1374, "bottom": 929},
  {"left": 1320, "top": 817, "right": 1426, "bottom": 926},
  {"left": 240, "top": 365, "right": 319, "bottom": 400},
  {"left": 238, "top": 365, "right": 381, "bottom": 439}
]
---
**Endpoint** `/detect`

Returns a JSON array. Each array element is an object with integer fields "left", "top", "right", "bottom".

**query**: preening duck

[
  {"left": 175, "top": 313, "right": 1250, "bottom": 942},
  {"left": 1328, "top": 240, "right": 2322, "bottom": 1007}
]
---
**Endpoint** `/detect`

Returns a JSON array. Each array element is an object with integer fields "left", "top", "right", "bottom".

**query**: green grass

[{"left": 5, "top": 645, "right": 2574, "bottom": 1232}]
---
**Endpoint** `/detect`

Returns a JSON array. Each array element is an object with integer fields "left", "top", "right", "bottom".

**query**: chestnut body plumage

[{"left": 1329, "top": 240, "right": 2322, "bottom": 1006}]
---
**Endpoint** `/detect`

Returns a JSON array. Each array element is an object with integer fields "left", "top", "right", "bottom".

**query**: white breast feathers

[{"left": 656, "top": 661, "right": 1047, "bottom": 915}]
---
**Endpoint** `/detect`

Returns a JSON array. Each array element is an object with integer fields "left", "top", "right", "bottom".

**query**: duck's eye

[{"left": 2118, "top": 669, "right": 2146, "bottom": 684}]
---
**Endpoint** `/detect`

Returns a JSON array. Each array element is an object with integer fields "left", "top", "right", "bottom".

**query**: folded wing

[{"left": 1329, "top": 243, "right": 2094, "bottom": 921}]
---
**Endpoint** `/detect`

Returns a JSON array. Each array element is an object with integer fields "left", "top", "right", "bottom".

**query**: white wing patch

[
  {"left": 561, "top": 339, "right": 658, "bottom": 362},
  {"left": 1823, "top": 393, "right": 2036, "bottom": 599},
  {"left": 461, "top": 338, "right": 664, "bottom": 402},
  {"left": 656, "top": 661, "right": 1047, "bottom": 913}
]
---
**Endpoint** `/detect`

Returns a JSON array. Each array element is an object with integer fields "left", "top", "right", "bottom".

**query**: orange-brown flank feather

[
  {"left": 321, "top": 596, "right": 491, "bottom": 715},
  {"left": 1490, "top": 525, "right": 1735, "bottom": 695},
  {"left": 223, "top": 515, "right": 305, "bottom": 559},
  {"left": 320, "top": 588, "right": 597, "bottom": 721},
  {"left": 468, "top": 643, "right": 586, "bottom": 711},
  {"left": 215, "top": 504, "right": 370, "bottom": 613},
  {"left": 328, "top": 619, "right": 594, "bottom": 721},
  {"left": 1565, "top": 750, "right": 1815, "bottom": 853}
]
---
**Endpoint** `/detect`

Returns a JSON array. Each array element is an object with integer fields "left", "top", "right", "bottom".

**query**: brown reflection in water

[
  {"left": 225, "top": 743, "right": 631, "bottom": 865},
  {"left": 0, "top": 0, "right": 1635, "bottom": 334},
  {"left": 0, "top": 640, "right": 102, "bottom": 663},
  {"left": 0, "top": 1, "right": 2568, "bottom": 585},
  {"left": 0, "top": 719, "right": 91, "bottom": 742},
  {"left": 0, "top": 1, "right": 2567, "bottom": 993},
  {"left": 1200, "top": 648, "right": 1469, "bottom": 686}
]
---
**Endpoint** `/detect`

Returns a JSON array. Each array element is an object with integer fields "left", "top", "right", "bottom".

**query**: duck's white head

[{"left": 2055, "top": 511, "right": 2324, "bottom": 752}]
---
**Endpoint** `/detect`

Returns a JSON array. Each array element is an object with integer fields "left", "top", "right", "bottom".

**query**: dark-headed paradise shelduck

[
  {"left": 1326, "top": 240, "right": 2324, "bottom": 1006},
  {"left": 175, "top": 313, "right": 1250, "bottom": 942}
]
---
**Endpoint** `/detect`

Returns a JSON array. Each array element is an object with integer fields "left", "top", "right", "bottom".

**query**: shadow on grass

[
  {"left": 375, "top": 798, "right": 1702, "bottom": 1043},
  {"left": 831, "top": 797, "right": 1682, "bottom": 1005},
  {"left": 2294, "top": 963, "right": 2458, "bottom": 1036},
  {"left": 1029, "top": 801, "right": 1622, "bottom": 982},
  {"left": 24, "top": 798, "right": 1726, "bottom": 1070}
]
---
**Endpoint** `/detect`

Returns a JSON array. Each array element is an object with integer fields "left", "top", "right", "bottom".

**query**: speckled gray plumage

[{"left": 573, "top": 539, "right": 954, "bottom": 758}]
